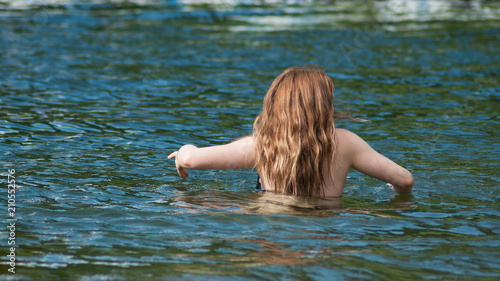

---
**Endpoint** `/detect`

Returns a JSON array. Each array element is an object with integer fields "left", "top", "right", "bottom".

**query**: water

[{"left": 1, "top": 0, "right": 499, "bottom": 280}]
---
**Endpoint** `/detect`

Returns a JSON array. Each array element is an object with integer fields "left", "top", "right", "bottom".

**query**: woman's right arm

[
  {"left": 168, "top": 136, "right": 255, "bottom": 179},
  {"left": 338, "top": 129, "right": 414, "bottom": 194}
]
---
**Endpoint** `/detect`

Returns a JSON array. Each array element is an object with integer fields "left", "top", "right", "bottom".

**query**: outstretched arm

[
  {"left": 339, "top": 129, "right": 414, "bottom": 194},
  {"left": 168, "top": 136, "right": 255, "bottom": 179}
]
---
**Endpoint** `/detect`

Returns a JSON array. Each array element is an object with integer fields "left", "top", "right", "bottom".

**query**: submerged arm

[{"left": 168, "top": 136, "right": 255, "bottom": 179}]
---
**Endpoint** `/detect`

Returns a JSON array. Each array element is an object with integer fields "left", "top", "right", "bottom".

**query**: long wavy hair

[{"left": 253, "top": 65, "right": 347, "bottom": 197}]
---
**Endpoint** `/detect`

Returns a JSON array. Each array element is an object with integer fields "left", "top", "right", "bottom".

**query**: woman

[{"left": 168, "top": 66, "right": 414, "bottom": 197}]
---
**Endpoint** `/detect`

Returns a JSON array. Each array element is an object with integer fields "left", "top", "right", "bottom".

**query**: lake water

[{"left": 1, "top": 0, "right": 499, "bottom": 280}]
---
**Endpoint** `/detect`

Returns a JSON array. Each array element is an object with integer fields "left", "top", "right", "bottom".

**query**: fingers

[
  {"left": 168, "top": 151, "right": 178, "bottom": 159},
  {"left": 177, "top": 166, "right": 189, "bottom": 180},
  {"left": 176, "top": 158, "right": 189, "bottom": 179},
  {"left": 169, "top": 151, "right": 189, "bottom": 179}
]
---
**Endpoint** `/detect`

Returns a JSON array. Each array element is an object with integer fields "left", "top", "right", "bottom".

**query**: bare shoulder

[
  {"left": 334, "top": 128, "right": 375, "bottom": 166},
  {"left": 335, "top": 128, "right": 364, "bottom": 153},
  {"left": 335, "top": 128, "right": 362, "bottom": 141}
]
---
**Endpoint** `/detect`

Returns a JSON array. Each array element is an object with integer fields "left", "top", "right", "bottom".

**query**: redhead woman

[{"left": 168, "top": 66, "right": 414, "bottom": 197}]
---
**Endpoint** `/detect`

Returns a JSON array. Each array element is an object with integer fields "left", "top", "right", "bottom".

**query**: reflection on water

[
  {"left": 0, "top": 0, "right": 499, "bottom": 280},
  {"left": 169, "top": 189, "right": 345, "bottom": 215},
  {"left": 166, "top": 188, "right": 417, "bottom": 217},
  {"left": 249, "top": 192, "right": 345, "bottom": 215}
]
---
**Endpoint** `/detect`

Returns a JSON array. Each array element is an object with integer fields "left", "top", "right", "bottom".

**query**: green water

[{"left": 0, "top": 0, "right": 499, "bottom": 280}]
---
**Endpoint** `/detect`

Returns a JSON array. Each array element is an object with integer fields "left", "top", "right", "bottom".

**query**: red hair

[{"left": 253, "top": 66, "right": 340, "bottom": 197}]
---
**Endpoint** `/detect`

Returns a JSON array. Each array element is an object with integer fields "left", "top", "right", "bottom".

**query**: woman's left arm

[{"left": 168, "top": 136, "right": 255, "bottom": 179}]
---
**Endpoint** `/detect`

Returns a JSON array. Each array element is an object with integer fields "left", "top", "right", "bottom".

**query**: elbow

[
  {"left": 403, "top": 174, "right": 414, "bottom": 192},
  {"left": 395, "top": 173, "right": 414, "bottom": 194}
]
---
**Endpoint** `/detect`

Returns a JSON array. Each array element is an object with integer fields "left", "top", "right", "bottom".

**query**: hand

[{"left": 168, "top": 151, "right": 189, "bottom": 179}]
